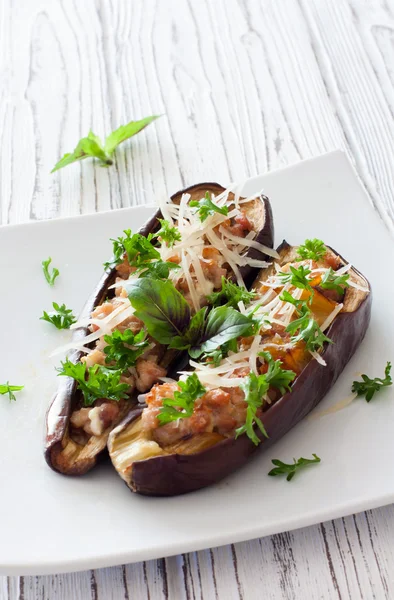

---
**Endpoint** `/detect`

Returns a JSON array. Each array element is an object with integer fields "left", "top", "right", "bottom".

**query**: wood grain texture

[{"left": 1, "top": 0, "right": 394, "bottom": 598}]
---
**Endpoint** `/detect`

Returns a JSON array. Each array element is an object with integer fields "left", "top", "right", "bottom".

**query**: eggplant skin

[
  {"left": 111, "top": 244, "right": 372, "bottom": 496},
  {"left": 45, "top": 183, "right": 273, "bottom": 476}
]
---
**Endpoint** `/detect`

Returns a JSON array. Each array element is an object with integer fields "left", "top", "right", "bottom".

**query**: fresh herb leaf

[
  {"left": 40, "top": 302, "right": 76, "bottom": 330},
  {"left": 201, "top": 338, "right": 238, "bottom": 366},
  {"left": 259, "top": 352, "right": 296, "bottom": 394},
  {"left": 281, "top": 295, "right": 332, "bottom": 353},
  {"left": 42, "top": 257, "right": 60, "bottom": 286},
  {"left": 189, "top": 306, "right": 255, "bottom": 359},
  {"left": 190, "top": 192, "right": 229, "bottom": 222},
  {"left": 57, "top": 360, "right": 129, "bottom": 407},
  {"left": 291, "top": 318, "right": 331, "bottom": 352},
  {"left": 138, "top": 260, "right": 180, "bottom": 279},
  {"left": 157, "top": 373, "right": 206, "bottom": 425},
  {"left": 235, "top": 372, "right": 269, "bottom": 446},
  {"left": 153, "top": 219, "right": 181, "bottom": 247},
  {"left": 103, "top": 329, "right": 149, "bottom": 370},
  {"left": 128, "top": 278, "right": 191, "bottom": 345},
  {"left": 52, "top": 116, "right": 161, "bottom": 173},
  {"left": 169, "top": 308, "right": 208, "bottom": 351},
  {"left": 352, "top": 362, "right": 392, "bottom": 402},
  {"left": 268, "top": 454, "right": 321, "bottom": 481},
  {"left": 103, "top": 230, "right": 178, "bottom": 278},
  {"left": 278, "top": 265, "right": 313, "bottom": 290},
  {"left": 207, "top": 276, "right": 257, "bottom": 309},
  {"left": 0, "top": 383, "right": 24, "bottom": 402},
  {"left": 297, "top": 239, "right": 327, "bottom": 261},
  {"left": 122, "top": 231, "right": 160, "bottom": 266},
  {"left": 279, "top": 290, "right": 308, "bottom": 310},
  {"left": 320, "top": 268, "right": 349, "bottom": 295},
  {"left": 104, "top": 116, "right": 161, "bottom": 155}
]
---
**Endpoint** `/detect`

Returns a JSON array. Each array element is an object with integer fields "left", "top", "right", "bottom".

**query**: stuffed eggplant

[
  {"left": 108, "top": 240, "right": 372, "bottom": 496},
  {"left": 45, "top": 182, "right": 274, "bottom": 475}
]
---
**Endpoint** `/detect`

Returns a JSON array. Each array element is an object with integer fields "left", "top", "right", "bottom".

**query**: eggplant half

[
  {"left": 45, "top": 183, "right": 274, "bottom": 475},
  {"left": 107, "top": 241, "right": 372, "bottom": 496}
]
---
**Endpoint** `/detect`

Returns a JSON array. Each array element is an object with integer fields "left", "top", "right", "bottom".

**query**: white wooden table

[{"left": 1, "top": 0, "right": 394, "bottom": 597}]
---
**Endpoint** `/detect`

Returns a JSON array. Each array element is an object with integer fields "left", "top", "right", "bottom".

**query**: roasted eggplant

[
  {"left": 108, "top": 241, "right": 372, "bottom": 496},
  {"left": 45, "top": 183, "right": 274, "bottom": 475}
]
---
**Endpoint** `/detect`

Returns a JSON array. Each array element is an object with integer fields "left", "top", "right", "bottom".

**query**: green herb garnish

[
  {"left": 281, "top": 293, "right": 332, "bottom": 353},
  {"left": 0, "top": 383, "right": 24, "bottom": 402},
  {"left": 127, "top": 279, "right": 254, "bottom": 357},
  {"left": 235, "top": 373, "right": 270, "bottom": 446},
  {"left": 40, "top": 302, "right": 76, "bottom": 330},
  {"left": 285, "top": 305, "right": 331, "bottom": 353},
  {"left": 57, "top": 361, "right": 129, "bottom": 407},
  {"left": 42, "top": 257, "right": 59, "bottom": 286},
  {"left": 278, "top": 265, "right": 313, "bottom": 291},
  {"left": 260, "top": 352, "right": 296, "bottom": 394},
  {"left": 297, "top": 239, "right": 327, "bottom": 261},
  {"left": 103, "top": 329, "right": 149, "bottom": 370},
  {"left": 190, "top": 192, "right": 229, "bottom": 222},
  {"left": 103, "top": 229, "right": 179, "bottom": 277},
  {"left": 320, "top": 268, "right": 349, "bottom": 295},
  {"left": 51, "top": 116, "right": 161, "bottom": 173},
  {"left": 268, "top": 454, "right": 321, "bottom": 481},
  {"left": 207, "top": 276, "right": 257, "bottom": 309},
  {"left": 201, "top": 338, "right": 238, "bottom": 366},
  {"left": 153, "top": 219, "right": 181, "bottom": 247},
  {"left": 157, "top": 373, "right": 206, "bottom": 425},
  {"left": 352, "top": 362, "right": 392, "bottom": 402}
]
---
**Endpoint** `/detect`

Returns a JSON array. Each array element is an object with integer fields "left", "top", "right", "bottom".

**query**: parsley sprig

[
  {"left": 280, "top": 293, "right": 332, "bottom": 353},
  {"left": 352, "top": 362, "right": 392, "bottom": 402},
  {"left": 268, "top": 454, "right": 321, "bottom": 481},
  {"left": 104, "top": 229, "right": 180, "bottom": 277},
  {"left": 285, "top": 304, "right": 331, "bottom": 352},
  {"left": 278, "top": 265, "right": 313, "bottom": 291},
  {"left": 41, "top": 302, "right": 76, "bottom": 330},
  {"left": 190, "top": 192, "right": 229, "bottom": 222},
  {"left": 0, "top": 383, "right": 24, "bottom": 402},
  {"left": 236, "top": 357, "right": 296, "bottom": 445},
  {"left": 51, "top": 116, "right": 161, "bottom": 172},
  {"left": 57, "top": 360, "right": 129, "bottom": 407},
  {"left": 297, "top": 239, "right": 326, "bottom": 261},
  {"left": 320, "top": 268, "right": 349, "bottom": 295},
  {"left": 157, "top": 373, "right": 206, "bottom": 425},
  {"left": 42, "top": 257, "right": 59, "bottom": 286},
  {"left": 207, "top": 277, "right": 257, "bottom": 309},
  {"left": 153, "top": 219, "right": 181, "bottom": 247},
  {"left": 103, "top": 329, "right": 149, "bottom": 370}
]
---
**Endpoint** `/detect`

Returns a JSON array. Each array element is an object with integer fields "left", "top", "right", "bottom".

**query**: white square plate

[{"left": 1, "top": 151, "right": 393, "bottom": 575}]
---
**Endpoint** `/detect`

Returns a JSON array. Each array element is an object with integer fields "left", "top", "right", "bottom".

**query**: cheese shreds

[
  {"left": 249, "top": 334, "right": 262, "bottom": 375},
  {"left": 181, "top": 250, "right": 200, "bottom": 312},
  {"left": 320, "top": 303, "right": 344, "bottom": 332},
  {"left": 347, "top": 280, "right": 370, "bottom": 292},
  {"left": 335, "top": 263, "right": 352, "bottom": 276},
  {"left": 220, "top": 226, "right": 279, "bottom": 259},
  {"left": 187, "top": 246, "right": 214, "bottom": 297},
  {"left": 309, "top": 350, "right": 327, "bottom": 366},
  {"left": 52, "top": 305, "right": 136, "bottom": 356},
  {"left": 158, "top": 194, "right": 174, "bottom": 224}
]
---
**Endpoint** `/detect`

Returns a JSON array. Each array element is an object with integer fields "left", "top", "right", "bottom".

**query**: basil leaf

[
  {"left": 190, "top": 306, "right": 253, "bottom": 358},
  {"left": 170, "top": 307, "right": 207, "bottom": 350},
  {"left": 127, "top": 279, "right": 191, "bottom": 345}
]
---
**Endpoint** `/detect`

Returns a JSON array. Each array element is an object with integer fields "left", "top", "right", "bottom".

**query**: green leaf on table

[
  {"left": 42, "top": 257, "right": 60, "bottom": 286},
  {"left": 352, "top": 362, "right": 392, "bottom": 402},
  {"left": 51, "top": 116, "right": 161, "bottom": 173},
  {"left": 268, "top": 454, "right": 321, "bottom": 481},
  {"left": 0, "top": 383, "right": 24, "bottom": 402}
]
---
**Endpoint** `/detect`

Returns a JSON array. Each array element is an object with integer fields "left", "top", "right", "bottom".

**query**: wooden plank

[{"left": 1, "top": 0, "right": 394, "bottom": 598}]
